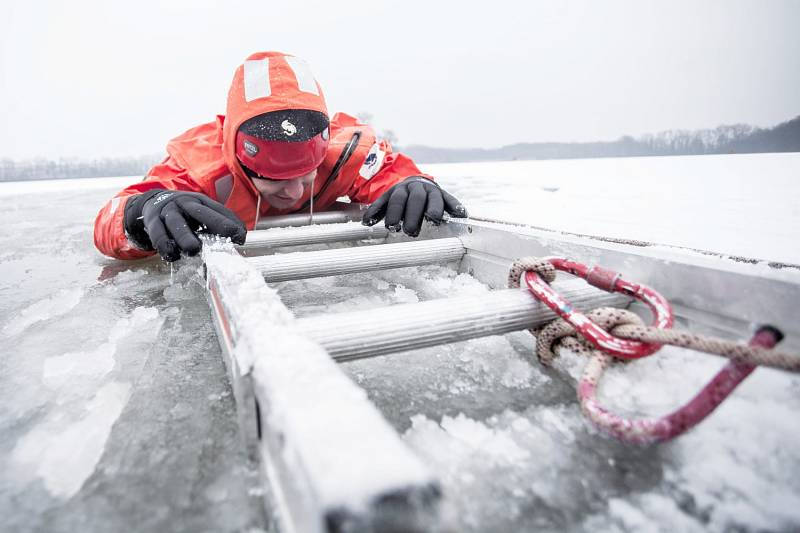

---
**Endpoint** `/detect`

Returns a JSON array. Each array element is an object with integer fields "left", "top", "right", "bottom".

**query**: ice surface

[
  {"left": 41, "top": 307, "right": 159, "bottom": 390},
  {"left": 281, "top": 266, "right": 800, "bottom": 532},
  {"left": 3, "top": 287, "right": 84, "bottom": 337},
  {"left": 0, "top": 186, "right": 266, "bottom": 532},
  {"left": 12, "top": 381, "right": 133, "bottom": 498},
  {"left": 204, "top": 240, "right": 435, "bottom": 515},
  {"left": 422, "top": 152, "right": 800, "bottom": 265},
  {"left": 1, "top": 153, "right": 799, "bottom": 532}
]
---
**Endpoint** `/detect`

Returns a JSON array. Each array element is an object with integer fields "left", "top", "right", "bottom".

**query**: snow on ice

[
  {"left": 203, "top": 239, "right": 435, "bottom": 513},
  {"left": 3, "top": 288, "right": 84, "bottom": 337},
  {"left": 11, "top": 381, "right": 133, "bottom": 499},
  {"left": 1, "top": 153, "right": 799, "bottom": 532},
  {"left": 422, "top": 152, "right": 800, "bottom": 266}
]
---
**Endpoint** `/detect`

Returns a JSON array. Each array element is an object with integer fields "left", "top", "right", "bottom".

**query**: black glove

[
  {"left": 361, "top": 176, "right": 467, "bottom": 237},
  {"left": 124, "top": 189, "right": 247, "bottom": 262}
]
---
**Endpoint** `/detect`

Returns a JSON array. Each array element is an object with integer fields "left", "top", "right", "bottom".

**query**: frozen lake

[
  {"left": 1, "top": 152, "right": 799, "bottom": 532},
  {"left": 423, "top": 152, "right": 800, "bottom": 266}
]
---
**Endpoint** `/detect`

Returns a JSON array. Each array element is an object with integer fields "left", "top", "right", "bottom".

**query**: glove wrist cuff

[
  {"left": 402, "top": 175, "right": 438, "bottom": 187},
  {"left": 123, "top": 189, "right": 165, "bottom": 251}
]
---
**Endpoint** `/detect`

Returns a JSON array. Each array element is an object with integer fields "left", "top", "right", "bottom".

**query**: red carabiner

[{"left": 523, "top": 257, "right": 674, "bottom": 359}]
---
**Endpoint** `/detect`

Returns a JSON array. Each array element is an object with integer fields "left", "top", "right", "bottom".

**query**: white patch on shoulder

[
  {"left": 109, "top": 196, "right": 121, "bottom": 215},
  {"left": 358, "top": 141, "right": 386, "bottom": 181}
]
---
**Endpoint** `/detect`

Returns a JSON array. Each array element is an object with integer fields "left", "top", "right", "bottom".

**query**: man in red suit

[{"left": 94, "top": 51, "right": 466, "bottom": 262}]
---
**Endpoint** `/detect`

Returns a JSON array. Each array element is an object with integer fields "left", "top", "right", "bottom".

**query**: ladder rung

[
  {"left": 255, "top": 207, "right": 362, "bottom": 229},
  {"left": 240, "top": 222, "right": 389, "bottom": 253},
  {"left": 248, "top": 238, "right": 466, "bottom": 282},
  {"left": 295, "top": 280, "right": 630, "bottom": 361}
]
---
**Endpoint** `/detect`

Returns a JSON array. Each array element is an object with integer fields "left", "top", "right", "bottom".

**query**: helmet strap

[{"left": 308, "top": 174, "right": 316, "bottom": 225}]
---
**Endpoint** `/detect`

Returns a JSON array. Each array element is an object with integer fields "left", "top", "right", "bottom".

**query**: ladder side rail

[
  {"left": 203, "top": 240, "right": 440, "bottom": 533},
  {"left": 444, "top": 219, "right": 800, "bottom": 353}
]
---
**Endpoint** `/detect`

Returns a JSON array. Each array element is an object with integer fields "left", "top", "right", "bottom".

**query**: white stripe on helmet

[
  {"left": 243, "top": 59, "right": 271, "bottom": 102},
  {"left": 284, "top": 56, "right": 320, "bottom": 96}
]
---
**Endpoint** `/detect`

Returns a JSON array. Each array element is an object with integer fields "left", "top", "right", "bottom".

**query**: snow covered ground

[
  {"left": 1, "top": 153, "right": 799, "bottom": 532},
  {"left": 422, "top": 153, "right": 800, "bottom": 266}
]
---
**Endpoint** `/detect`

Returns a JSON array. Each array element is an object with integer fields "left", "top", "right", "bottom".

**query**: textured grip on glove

[
  {"left": 123, "top": 189, "right": 247, "bottom": 262},
  {"left": 361, "top": 176, "right": 467, "bottom": 237}
]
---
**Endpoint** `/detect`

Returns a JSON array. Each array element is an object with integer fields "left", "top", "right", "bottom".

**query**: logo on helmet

[
  {"left": 281, "top": 120, "right": 297, "bottom": 137},
  {"left": 243, "top": 139, "right": 259, "bottom": 156}
]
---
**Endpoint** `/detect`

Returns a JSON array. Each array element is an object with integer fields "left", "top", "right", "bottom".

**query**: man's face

[{"left": 250, "top": 169, "right": 317, "bottom": 208}]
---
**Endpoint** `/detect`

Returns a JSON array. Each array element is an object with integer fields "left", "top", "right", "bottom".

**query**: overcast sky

[{"left": 1, "top": 0, "right": 798, "bottom": 159}]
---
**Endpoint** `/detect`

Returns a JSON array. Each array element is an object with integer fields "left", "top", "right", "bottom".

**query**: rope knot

[
  {"left": 536, "top": 307, "right": 645, "bottom": 366},
  {"left": 508, "top": 257, "right": 557, "bottom": 288}
]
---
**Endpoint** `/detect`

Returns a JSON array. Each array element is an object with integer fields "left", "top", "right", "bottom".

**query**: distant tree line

[
  {"left": 1, "top": 116, "right": 798, "bottom": 182},
  {"left": 403, "top": 115, "right": 800, "bottom": 163},
  {"left": 0, "top": 155, "right": 161, "bottom": 183}
]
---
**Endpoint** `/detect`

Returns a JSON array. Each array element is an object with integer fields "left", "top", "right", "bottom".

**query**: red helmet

[{"left": 235, "top": 109, "right": 329, "bottom": 180}]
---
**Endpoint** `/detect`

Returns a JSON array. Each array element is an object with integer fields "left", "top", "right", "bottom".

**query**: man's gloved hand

[
  {"left": 124, "top": 189, "right": 247, "bottom": 262},
  {"left": 361, "top": 176, "right": 467, "bottom": 237}
]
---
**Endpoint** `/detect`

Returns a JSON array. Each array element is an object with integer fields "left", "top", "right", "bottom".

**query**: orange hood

[{"left": 221, "top": 51, "right": 328, "bottom": 185}]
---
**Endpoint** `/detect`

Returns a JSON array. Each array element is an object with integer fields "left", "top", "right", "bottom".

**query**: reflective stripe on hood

[{"left": 222, "top": 51, "right": 329, "bottom": 194}]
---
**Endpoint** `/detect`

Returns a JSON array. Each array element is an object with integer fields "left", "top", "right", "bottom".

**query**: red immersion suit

[{"left": 94, "top": 51, "right": 430, "bottom": 260}]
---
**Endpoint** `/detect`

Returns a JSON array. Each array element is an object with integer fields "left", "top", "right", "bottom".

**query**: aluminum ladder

[{"left": 202, "top": 203, "right": 800, "bottom": 533}]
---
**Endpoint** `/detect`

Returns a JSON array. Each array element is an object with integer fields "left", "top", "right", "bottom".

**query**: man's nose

[{"left": 281, "top": 177, "right": 305, "bottom": 198}]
